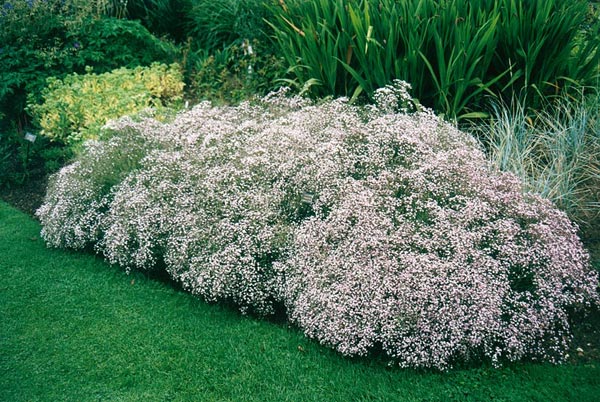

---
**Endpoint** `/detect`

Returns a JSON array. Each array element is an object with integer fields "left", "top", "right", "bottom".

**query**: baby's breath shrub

[
  {"left": 98, "top": 100, "right": 305, "bottom": 315},
  {"left": 28, "top": 63, "right": 184, "bottom": 145},
  {"left": 279, "top": 141, "right": 596, "bottom": 369},
  {"left": 37, "top": 84, "right": 599, "bottom": 368}
]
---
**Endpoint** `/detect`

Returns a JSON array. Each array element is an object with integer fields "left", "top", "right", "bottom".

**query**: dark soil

[
  {"left": 569, "top": 305, "right": 600, "bottom": 364},
  {"left": 0, "top": 175, "right": 48, "bottom": 216}
]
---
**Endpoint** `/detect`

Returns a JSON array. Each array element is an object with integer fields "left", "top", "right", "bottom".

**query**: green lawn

[{"left": 1, "top": 201, "right": 599, "bottom": 401}]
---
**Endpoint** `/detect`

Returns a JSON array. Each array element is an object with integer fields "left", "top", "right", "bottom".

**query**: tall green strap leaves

[{"left": 268, "top": 0, "right": 600, "bottom": 119}]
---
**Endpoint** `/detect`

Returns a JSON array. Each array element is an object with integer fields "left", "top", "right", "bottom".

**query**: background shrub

[
  {"left": 0, "top": 2, "right": 175, "bottom": 127},
  {"left": 110, "top": 0, "right": 192, "bottom": 42},
  {"left": 184, "top": 0, "right": 270, "bottom": 53},
  {"left": 0, "top": 0, "right": 177, "bottom": 187},
  {"left": 27, "top": 63, "right": 184, "bottom": 145},
  {"left": 1, "top": 0, "right": 91, "bottom": 129},
  {"left": 37, "top": 87, "right": 599, "bottom": 368},
  {"left": 174, "top": 0, "right": 285, "bottom": 105},
  {"left": 186, "top": 40, "right": 285, "bottom": 104},
  {"left": 65, "top": 17, "right": 178, "bottom": 73}
]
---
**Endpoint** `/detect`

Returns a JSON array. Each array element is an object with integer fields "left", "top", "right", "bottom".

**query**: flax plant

[
  {"left": 267, "top": 0, "right": 355, "bottom": 95},
  {"left": 493, "top": 0, "right": 599, "bottom": 102},
  {"left": 268, "top": 0, "right": 509, "bottom": 118},
  {"left": 268, "top": 0, "right": 600, "bottom": 119}
]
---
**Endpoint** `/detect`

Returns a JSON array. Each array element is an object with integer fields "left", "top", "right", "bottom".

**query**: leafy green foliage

[
  {"left": 109, "top": 0, "right": 272, "bottom": 48},
  {"left": 185, "top": 0, "right": 271, "bottom": 52},
  {"left": 66, "top": 17, "right": 178, "bottom": 73},
  {"left": 0, "top": 1, "right": 176, "bottom": 124},
  {"left": 0, "top": 124, "right": 72, "bottom": 188},
  {"left": 107, "top": 0, "right": 193, "bottom": 42},
  {"left": 187, "top": 40, "right": 285, "bottom": 104},
  {"left": 268, "top": 0, "right": 600, "bottom": 119},
  {"left": 1, "top": 0, "right": 83, "bottom": 126},
  {"left": 171, "top": 0, "right": 285, "bottom": 105},
  {"left": 0, "top": 131, "right": 25, "bottom": 186},
  {"left": 492, "top": 0, "right": 599, "bottom": 104},
  {"left": 27, "top": 63, "right": 184, "bottom": 145},
  {"left": 0, "top": 1, "right": 179, "bottom": 188},
  {"left": 97, "top": 1, "right": 284, "bottom": 106}
]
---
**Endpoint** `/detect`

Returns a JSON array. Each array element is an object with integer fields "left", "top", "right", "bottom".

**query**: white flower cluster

[
  {"left": 37, "top": 82, "right": 599, "bottom": 369},
  {"left": 372, "top": 79, "right": 415, "bottom": 114}
]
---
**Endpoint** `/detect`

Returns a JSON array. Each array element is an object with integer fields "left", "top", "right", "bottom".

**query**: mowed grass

[{"left": 1, "top": 201, "right": 599, "bottom": 402}]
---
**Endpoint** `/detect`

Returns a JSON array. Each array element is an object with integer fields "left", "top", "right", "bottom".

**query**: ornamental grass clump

[
  {"left": 37, "top": 84, "right": 599, "bottom": 369},
  {"left": 470, "top": 91, "right": 600, "bottom": 227}
]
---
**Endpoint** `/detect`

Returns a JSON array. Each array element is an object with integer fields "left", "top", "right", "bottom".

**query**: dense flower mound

[{"left": 37, "top": 84, "right": 599, "bottom": 369}]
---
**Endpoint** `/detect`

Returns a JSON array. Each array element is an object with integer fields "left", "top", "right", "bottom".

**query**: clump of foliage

[
  {"left": 184, "top": 0, "right": 270, "bottom": 52},
  {"left": 267, "top": 0, "right": 600, "bottom": 119},
  {"left": 0, "top": 0, "right": 176, "bottom": 125},
  {"left": 65, "top": 17, "right": 178, "bottom": 73},
  {"left": 186, "top": 40, "right": 285, "bottom": 104},
  {"left": 37, "top": 85, "right": 599, "bottom": 369},
  {"left": 27, "top": 63, "right": 184, "bottom": 145},
  {"left": 96, "top": 1, "right": 284, "bottom": 106},
  {"left": 102, "top": 0, "right": 272, "bottom": 55},
  {"left": 109, "top": 0, "right": 192, "bottom": 42},
  {"left": 173, "top": 0, "right": 284, "bottom": 105}
]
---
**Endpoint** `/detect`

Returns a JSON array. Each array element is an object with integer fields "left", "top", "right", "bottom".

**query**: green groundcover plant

[{"left": 37, "top": 85, "right": 599, "bottom": 370}]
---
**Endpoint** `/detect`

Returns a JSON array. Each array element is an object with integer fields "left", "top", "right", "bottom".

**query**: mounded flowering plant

[{"left": 37, "top": 83, "right": 599, "bottom": 369}]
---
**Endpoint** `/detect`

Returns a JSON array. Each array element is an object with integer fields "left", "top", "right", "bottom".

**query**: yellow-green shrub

[{"left": 28, "top": 63, "right": 184, "bottom": 145}]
